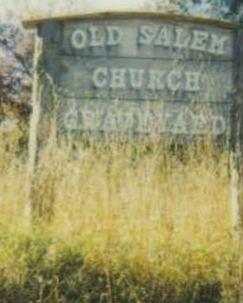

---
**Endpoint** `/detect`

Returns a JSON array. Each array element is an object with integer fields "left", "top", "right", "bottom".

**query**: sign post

[
  {"left": 231, "top": 26, "right": 243, "bottom": 240},
  {"left": 230, "top": 22, "right": 243, "bottom": 302}
]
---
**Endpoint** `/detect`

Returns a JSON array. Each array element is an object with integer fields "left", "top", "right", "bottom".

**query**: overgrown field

[{"left": 0, "top": 129, "right": 241, "bottom": 303}]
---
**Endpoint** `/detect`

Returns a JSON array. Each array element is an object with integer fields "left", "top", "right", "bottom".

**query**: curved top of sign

[{"left": 23, "top": 10, "right": 236, "bottom": 29}]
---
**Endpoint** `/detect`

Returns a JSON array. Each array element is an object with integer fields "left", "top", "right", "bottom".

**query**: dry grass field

[{"left": 0, "top": 127, "right": 241, "bottom": 302}]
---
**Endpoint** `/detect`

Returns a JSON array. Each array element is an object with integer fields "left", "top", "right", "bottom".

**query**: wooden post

[
  {"left": 25, "top": 28, "right": 43, "bottom": 224},
  {"left": 231, "top": 26, "right": 243, "bottom": 240},
  {"left": 230, "top": 24, "right": 243, "bottom": 302}
]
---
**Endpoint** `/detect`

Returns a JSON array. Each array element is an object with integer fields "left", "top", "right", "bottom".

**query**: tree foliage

[
  {"left": 0, "top": 23, "right": 33, "bottom": 121},
  {"left": 152, "top": 0, "right": 243, "bottom": 21}
]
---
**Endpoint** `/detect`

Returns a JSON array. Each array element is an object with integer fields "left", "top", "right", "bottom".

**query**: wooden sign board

[{"left": 31, "top": 14, "right": 234, "bottom": 139}]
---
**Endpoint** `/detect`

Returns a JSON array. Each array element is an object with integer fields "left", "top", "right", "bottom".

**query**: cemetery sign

[{"left": 24, "top": 13, "right": 235, "bottom": 139}]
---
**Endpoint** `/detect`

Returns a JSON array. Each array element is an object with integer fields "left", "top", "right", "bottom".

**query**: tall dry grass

[{"left": 0, "top": 127, "right": 241, "bottom": 302}]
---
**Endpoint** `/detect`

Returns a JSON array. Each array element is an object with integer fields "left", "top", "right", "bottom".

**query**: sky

[
  {"left": 0, "top": 0, "right": 237, "bottom": 22},
  {"left": 0, "top": 0, "right": 170, "bottom": 21}
]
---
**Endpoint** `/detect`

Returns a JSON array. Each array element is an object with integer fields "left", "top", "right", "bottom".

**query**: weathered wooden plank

[
  {"left": 49, "top": 56, "right": 233, "bottom": 103},
  {"left": 22, "top": 11, "right": 236, "bottom": 29},
  {"left": 58, "top": 98, "right": 231, "bottom": 137},
  {"left": 61, "top": 18, "right": 233, "bottom": 61},
  {"left": 62, "top": 18, "right": 233, "bottom": 60}
]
